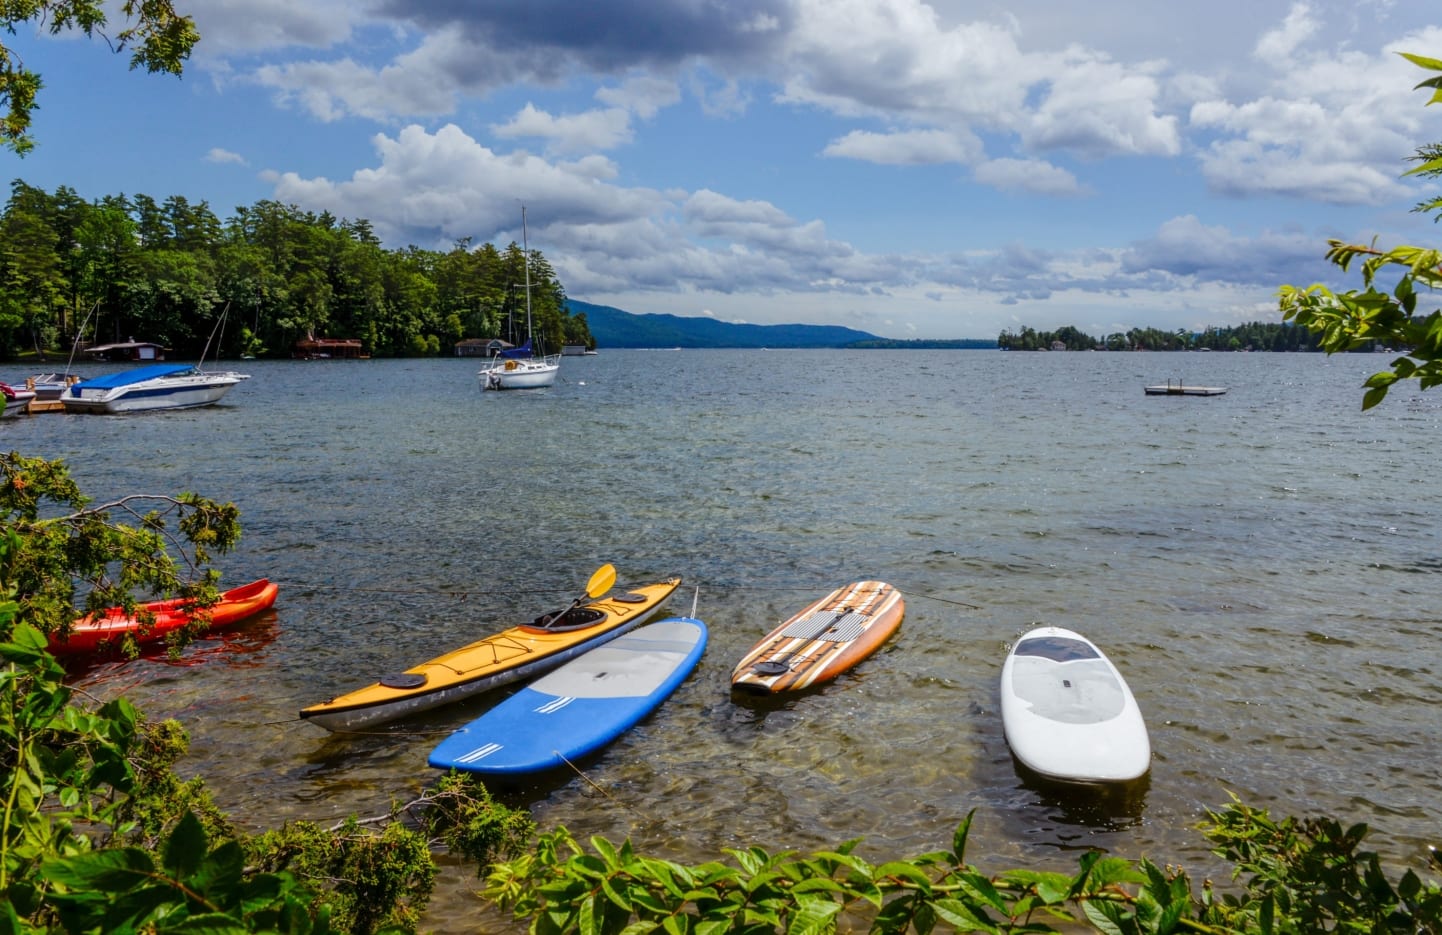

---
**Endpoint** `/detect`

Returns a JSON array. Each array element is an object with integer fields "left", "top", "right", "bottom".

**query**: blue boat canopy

[
  {"left": 497, "top": 341, "right": 533, "bottom": 359},
  {"left": 70, "top": 364, "right": 194, "bottom": 392}
]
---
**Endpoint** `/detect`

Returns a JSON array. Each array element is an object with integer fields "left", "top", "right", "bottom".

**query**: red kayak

[{"left": 47, "top": 579, "right": 279, "bottom": 655}]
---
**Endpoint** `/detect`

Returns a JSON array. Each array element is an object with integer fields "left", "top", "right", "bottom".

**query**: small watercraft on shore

[
  {"left": 300, "top": 566, "right": 680, "bottom": 732},
  {"left": 47, "top": 579, "right": 279, "bottom": 655}
]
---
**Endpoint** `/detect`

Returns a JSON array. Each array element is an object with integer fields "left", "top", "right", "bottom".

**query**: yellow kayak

[{"left": 301, "top": 573, "right": 681, "bottom": 732}]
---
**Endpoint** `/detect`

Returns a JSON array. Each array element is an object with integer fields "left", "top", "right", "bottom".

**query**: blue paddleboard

[{"left": 427, "top": 616, "right": 707, "bottom": 776}]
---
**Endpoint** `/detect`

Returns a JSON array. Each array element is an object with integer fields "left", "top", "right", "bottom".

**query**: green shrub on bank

[{"left": 480, "top": 801, "right": 1441, "bottom": 934}]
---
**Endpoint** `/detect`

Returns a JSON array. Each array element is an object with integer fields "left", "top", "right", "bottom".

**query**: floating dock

[{"left": 1144, "top": 381, "right": 1227, "bottom": 396}]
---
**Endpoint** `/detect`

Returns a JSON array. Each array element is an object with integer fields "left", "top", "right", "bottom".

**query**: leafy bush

[{"left": 481, "top": 803, "right": 1442, "bottom": 934}]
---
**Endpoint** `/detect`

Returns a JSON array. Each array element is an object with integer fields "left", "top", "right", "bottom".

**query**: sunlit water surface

[{"left": 8, "top": 349, "right": 1440, "bottom": 931}]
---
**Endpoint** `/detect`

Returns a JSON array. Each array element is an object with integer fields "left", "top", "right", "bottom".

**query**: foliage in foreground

[
  {"left": 0, "top": 609, "right": 535, "bottom": 934},
  {"left": 0, "top": 449, "right": 243, "bottom": 654},
  {"left": 1280, "top": 52, "right": 1442, "bottom": 410},
  {"left": 0, "top": 1, "right": 198, "bottom": 157},
  {"left": 0, "top": 455, "right": 535, "bottom": 934},
  {"left": 483, "top": 798, "right": 1442, "bottom": 934}
]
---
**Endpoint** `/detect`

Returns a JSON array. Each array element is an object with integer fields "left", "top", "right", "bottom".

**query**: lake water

[{"left": 7, "top": 349, "right": 1440, "bottom": 931}]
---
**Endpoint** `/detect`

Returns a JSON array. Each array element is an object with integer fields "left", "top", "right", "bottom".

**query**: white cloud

[
  {"left": 1023, "top": 51, "right": 1180, "bottom": 158},
  {"left": 493, "top": 104, "right": 634, "bottom": 153},
  {"left": 190, "top": 0, "right": 363, "bottom": 57},
  {"left": 973, "top": 158, "right": 1085, "bottom": 196},
  {"left": 823, "top": 129, "right": 982, "bottom": 165},
  {"left": 595, "top": 74, "right": 682, "bottom": 119},
  {"left": 1254, "top": 2, "right": 1320, "bottom": 61},
  {"left": 206, "top": 147, "right": 248, "bottom": 166}
]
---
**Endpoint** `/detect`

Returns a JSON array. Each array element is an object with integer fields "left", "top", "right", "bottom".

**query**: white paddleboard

[{"left": 1000, "top": 626, "right": 1150, "bottom": 782}]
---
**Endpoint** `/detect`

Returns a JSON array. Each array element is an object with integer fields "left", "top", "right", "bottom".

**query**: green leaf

[
  {"left": 1081, "top": 898, "right": 1129, "bottom": 935},
  {"left": 1401, "top": 52, "right": 1442, "bottom": 71},
  {"left": 788, "top": 893, "right": 842, "bottom": 935},
  {"left": 875, "top": 860, "right": 935, "bottom": 889},
  {"left": 952, "top": 811, "right": 975, "bottom": 865},
  {"left": 163, "top": 811, "right": 208, "bottom": 879},
  {"left": 162, "top": 913, "right": 251, "bottom": 934},
  {"left": 39, "top": 847, "right": 156, "bottom": 891}
]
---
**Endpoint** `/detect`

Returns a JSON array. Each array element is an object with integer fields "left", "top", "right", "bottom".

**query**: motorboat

[
  {"left": 0, "top": 382, "right": 36, "bottom": 417},
  {"left": 60, "top": 363, "right": 250, "bottom": 414}
]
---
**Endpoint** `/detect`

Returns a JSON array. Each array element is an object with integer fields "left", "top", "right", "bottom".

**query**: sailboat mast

[{"left": 522, "top": 206, "right": 533, "bottom": 347}]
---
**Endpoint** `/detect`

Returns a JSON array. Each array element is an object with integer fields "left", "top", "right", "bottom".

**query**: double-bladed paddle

[{"left": 540, "top": 563, "right": 616, "bottom": 627}]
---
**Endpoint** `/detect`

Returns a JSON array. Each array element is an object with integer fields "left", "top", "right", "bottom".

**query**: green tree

[
  {"left": 1280, "top": 52, "right": 1442, "bottom": 409},
  {"left": 1, "top": 1, "right": 199, "bottom": 155},
  {"left": 0, "top": 182, "right": 67, "bottom": 356}
]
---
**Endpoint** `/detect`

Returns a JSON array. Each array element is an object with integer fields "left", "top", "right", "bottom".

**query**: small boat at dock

[
  {"left": 1, "top": 382, "right": 37, "bottom": 417},
  {"left": 60, "top": 363, "right": 250, "bottom": 413}
]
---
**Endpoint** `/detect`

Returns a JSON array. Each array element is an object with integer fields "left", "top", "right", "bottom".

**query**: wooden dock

[{"left": 1144, "top": 381, "right": 1227, "bottom": 396}]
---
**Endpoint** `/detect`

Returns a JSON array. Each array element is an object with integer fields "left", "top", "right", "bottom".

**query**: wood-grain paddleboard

[
  {"left": 427, "top": 616, "right": 707, "bottom": 776},
  {"left": 730, "top": 581, "right": 903, "bottom": 694},
  {"left": 999, "top": 626, "right": 1150, "bottom": 783}
]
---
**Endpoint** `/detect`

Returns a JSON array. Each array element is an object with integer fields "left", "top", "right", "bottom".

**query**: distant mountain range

[
  {"left": 566, "top": 299, "right": 877, "bottom": 348},
  {"left": 566, "top": 299, "right": 996, "bottom": 349}
]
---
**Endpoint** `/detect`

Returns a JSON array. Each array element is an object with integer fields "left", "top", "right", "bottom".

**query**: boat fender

[{"left": 379, "top": 672, "right": 427, "bottom": 689}]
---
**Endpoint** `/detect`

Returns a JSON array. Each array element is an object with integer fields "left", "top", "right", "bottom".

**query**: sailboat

[{"left": 479, "top": 207, "right": 561, "bottom": 390}]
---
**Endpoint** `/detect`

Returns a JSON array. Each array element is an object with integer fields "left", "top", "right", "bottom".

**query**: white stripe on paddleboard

[
  {"left": 457, "top": 743, "right": 503, "bottom": 763},
  {"left": 535, "top": 696, "right": 574, "bottom": 714}
]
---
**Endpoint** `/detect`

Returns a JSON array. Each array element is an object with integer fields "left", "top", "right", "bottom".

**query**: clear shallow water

[{"left": 8, "top": 349, "right": 1440, "bottom": 930}]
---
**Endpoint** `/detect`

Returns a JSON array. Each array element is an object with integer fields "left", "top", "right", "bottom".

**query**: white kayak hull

[{"left": 1000, "top": 626, "right": 1150, "bottom": 783}]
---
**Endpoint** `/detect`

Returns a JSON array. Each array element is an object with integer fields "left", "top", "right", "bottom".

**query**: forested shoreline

[
  {"left": 0, "top": 179, "right": 595, "bottom": 361},
  {"left": 997, "top": 321, "right": 1336, "bottom": 352}
]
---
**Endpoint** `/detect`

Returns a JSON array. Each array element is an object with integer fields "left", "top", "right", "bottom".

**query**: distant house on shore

[
  {"left": 84, "top": 340, "right": 167, "bottom": 362},
  {"left": 454, "top": 338, "right": 514, "bottom": 358},
  {"left": 293, "top": 336, "right": 366, "bottom": 359}
]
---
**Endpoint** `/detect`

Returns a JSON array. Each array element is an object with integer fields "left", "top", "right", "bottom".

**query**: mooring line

[{"left": 555, "top": 751, "right": 651, "bottom": 818}]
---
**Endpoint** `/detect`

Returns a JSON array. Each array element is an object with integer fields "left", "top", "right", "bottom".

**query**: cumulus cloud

[
  {"left": 823, "top": 129, "right": 982, "bottom": 165},
  {"left": 206, "top": 148, "right": 248, "bottom": 165},
  {"left": 1254, "top": 2, "right": 1320, "bottom": 61},
  {"left": 493, "top": 104, "right": 634, "bottom": 153},
  {"left": 973, "top": 158, "right": 1086, "bottom": 196},
  {"left": 595, "top": 74, "right": 683, "bottom": 119},
  {"left": 189, "top": 0, "right": 363, "bottom": 57}
]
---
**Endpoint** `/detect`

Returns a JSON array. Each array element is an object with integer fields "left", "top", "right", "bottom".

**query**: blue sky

[{"left": 6, "top": 1, "right": 1442, "bottom": 339}]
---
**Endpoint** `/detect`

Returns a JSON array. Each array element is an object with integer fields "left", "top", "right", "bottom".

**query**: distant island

[{"left": 567, "top": 300, "right": 996, "bottom": 349}]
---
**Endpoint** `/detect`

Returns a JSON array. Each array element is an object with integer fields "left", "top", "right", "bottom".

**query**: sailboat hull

[{"left": 480, "top": 355, "right": 560, "bottom": 390}]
